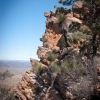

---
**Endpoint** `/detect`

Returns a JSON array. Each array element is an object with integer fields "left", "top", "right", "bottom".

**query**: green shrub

[
  {"left": 37, "top": 65, "right": 44, "bottom": 75},
  {"left": 68, "top": 31, "right": 91, "bottom": 44},
  {"left": 66, "top": 59, "right": 74, "bottom": 70},
  {"left": 77, "top": 65, "right": 84, "bottom": 74},
  {"left": 51, "top": 63, "right": 59, "bottom": 72},
  {"left": 33, "top": 62, "right": 38, "bottom": 67},
  {"left": 60, "top": 66, "right": 66, "bottom": 74},
  {"left": 47, "top": 52, "right": 56, "bottom": 62},
  {"left": 0, "top": 70, "right": 14, "bottom": 80},
  {"left": 61, "top": 59, "right": 74, "bottom": 70},
  {"left": 57, "top": 13, "right": 66, "bottom": 24},
  {"left": 0, "top": 88, "right": 9, "bottom": 96},
  {"left": 76, "top": 53, "right": 81, "bottom": 61},
  {"left": 61, "top": 60, "right": 68, "bottom": 67},
  {"left": 51, "top": 63, "right": 66, "bottom": 74},
  {"left": 0, "top": 87, "right": 14, "bottom": 100},
  {"left": 32, "top": 85, "right": 41, "bottom": 95},
  {"left": 32, "top": 62, "right": 44, "bottom": 75}
]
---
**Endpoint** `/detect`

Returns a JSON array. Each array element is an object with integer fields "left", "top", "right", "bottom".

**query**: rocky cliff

[{"left": 12, "top": 3, "right": 100, "bottom": 100}]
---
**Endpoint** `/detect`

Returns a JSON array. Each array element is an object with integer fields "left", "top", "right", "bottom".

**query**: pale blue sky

[{"left": 0, "top": 0, "right": 71, "bottom": 61}]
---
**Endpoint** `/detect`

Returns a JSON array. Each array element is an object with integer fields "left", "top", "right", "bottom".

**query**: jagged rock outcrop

[
  {"left": 37, "top": 9, "right": 83, "bottom": 65},
  {"left": 37, "top": 10, "right": 62, "bottom": 65},
  {"left": 12, "top": 3, "right": 100, "bottom": 99},
  {"left": 13, "top": 57, "right": 100, "bottom": 100},
  {"left": 12, "top": 59, "right": 63, "bottom": 100}
]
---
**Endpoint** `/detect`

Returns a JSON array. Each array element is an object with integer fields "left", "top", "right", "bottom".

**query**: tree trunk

[{"left": 62, "top": 28, "right": 71, "bottom": 47}]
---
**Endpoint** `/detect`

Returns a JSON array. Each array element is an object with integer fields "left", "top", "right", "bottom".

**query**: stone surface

[
  {"left": 73, "top": 1, "right": 83, "bottom": 19},
  {"left": 73, "top": 1, "right": 83, "bottom": 9},
  {"left": 12, "top": 9, "right": 100, "bottom": 100},
  {"left": 52, "top": 46, "right": 60, "bottom": 53},
  {"left": 37, "top": 46, "right": 51, "bottom": 59},
  {"left": 44, "top": 12, "right": 50, "bottom": 17}
]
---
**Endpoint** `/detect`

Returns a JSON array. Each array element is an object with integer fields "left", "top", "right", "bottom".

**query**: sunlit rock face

[
  {"left": 73, "top": 0, "right": 83, "bottom": 18},
  {"left": 37, "top": 11, "right": 62, "bottom": 65},
  {"left": 37, "top": 10, "right": 83, "bottom": 65},
  {"left": 12, "top": 6, "right": 100, "bottom": 100},
  {"left": 44, "top": 10, "right": 62, "bottom": 48}
]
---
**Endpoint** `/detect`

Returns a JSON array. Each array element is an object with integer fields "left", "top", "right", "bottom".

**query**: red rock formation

[{"left": 12, "top": 6, "right": 100, "bottom": 99}]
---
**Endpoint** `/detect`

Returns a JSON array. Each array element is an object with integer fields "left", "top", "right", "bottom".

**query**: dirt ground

[{"left": 0, "top": 67, "right": 31, "bottom": 88}]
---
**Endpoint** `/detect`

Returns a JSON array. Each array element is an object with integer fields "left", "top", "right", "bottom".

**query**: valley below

[{"left": 0, "top": 60, "right": 31, "bottom": 88}]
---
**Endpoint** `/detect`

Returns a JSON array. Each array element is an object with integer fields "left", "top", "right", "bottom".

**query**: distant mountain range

[{"left": 0, "top": 60, "right": 31, "bottom": 68}]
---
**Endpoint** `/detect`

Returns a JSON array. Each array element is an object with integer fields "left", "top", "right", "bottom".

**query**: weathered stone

[
  {"left": 30, "top": 58, "right": 47, "bottom": 70},
  {"left": 62, "top": 16, "right": 82, "bottom": 31},
  {"left": 17, "top": 83, "right": 22, "bottom": 90},
  {"left": 61, "top": 47, "right": 72, "bottom": 56},
  {"left": 43, "top": 42, "right": 53, "bottom": 49},
  {"left": 58, "top": 78, "right": 64, "bottom": 87},
  {"left": 44, "top": 32, "right": 62, "bottom": 48},
  {"left": 41, "top": 59, "right": 50, "bottom": 66},
  {"left": 44, "top": 12, "right": 50, "bottom": 17},
  {"left": 19, "top": 80, "right": 27, "bottom": 89},
  {"left": 37, "top": 46, "right": 52, "bottom": 59},
  {"left": 66, "top": 12, "right": 73, "bottom": 17},
  {"left": 48, "top": 89, "right": 57, "bottom": 98},
  {"left": 53, "top": 95, "right": 63, "bottom": 100},
  {"left": 52, "top": 46, "right": 60, "bottom": 53},
  {"left": 26, "top": 69, "right": 31, "bottom": 74},
  {"left": 24, "top": 88, "right": 33, "bottom": 99},
  {"left": 73, "top": 1, "right": 83, "bottom": 19},
  {"left": 50, "top": 10, "right": 55, "bottom": 16},
  {"left": 97, "top": 76, "right": 100, "bottom": 80},
  {"left": 95, "top": 83, "right": 100, "bottom": 91},
  {"left": 73, "top": 1, "right": 83, "bottom": 9},
  {"left": 66, "top": 91, "right": 74, "bottom": 100},
  {"left": 94, "top": 83, "right": 100, "bottom": 97},
  {"left": 16, "top": 91, "right": 27, "bottom": 100},
  {"left": 42, "top": 73, "right": 51, "bottom": 84},
  {"left": 24, "top": 73, "right": 30, "bottom": 83},
  {"left": 46, "top": 16, "right": 58, "bottom": 24},
  {"left": 97, "top": 66, "right": 100, "bottom": 76},
  {"left": 29, "top": 72, "right": 36, "bottom": 78}
]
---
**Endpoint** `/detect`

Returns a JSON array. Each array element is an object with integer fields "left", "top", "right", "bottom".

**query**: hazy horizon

[{"left": 0, "top": 59, "right": 31, "bottom": 61}]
